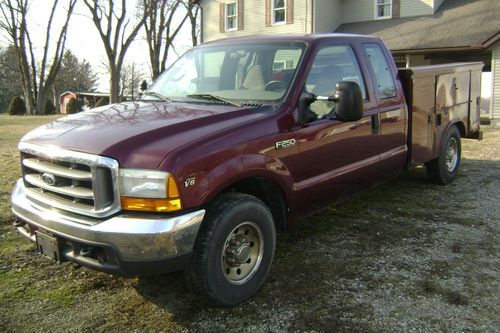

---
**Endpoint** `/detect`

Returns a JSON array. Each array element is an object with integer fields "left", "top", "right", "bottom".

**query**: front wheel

[
  {"left": 426, "top": 125, "right": 461, "bottom": 184},
  {"left": 186, "top": 193, "right": 276, "bottom": 305}
]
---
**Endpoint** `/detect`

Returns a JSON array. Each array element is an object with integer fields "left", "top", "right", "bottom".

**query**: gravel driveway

[{"left": 1, "top": 125, "right": 498, "bottom": 333}]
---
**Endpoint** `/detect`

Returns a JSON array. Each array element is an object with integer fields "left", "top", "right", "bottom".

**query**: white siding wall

[
  {"left": 201, "top": 0, "right": 313, "bottom": 42},
  {"left": 491, "top": 42, "right": 500, "bottom": 124},
  {"left": 314, "top": 0, "right": 341, "bottom": 32},
  {"left": 341, "top": 0, "right": 373, "bottom": 23},
  {"left": 401, "top": 0, "right": 433, "bottom": 17}
]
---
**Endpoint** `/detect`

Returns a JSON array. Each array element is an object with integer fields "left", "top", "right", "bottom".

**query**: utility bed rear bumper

[{"left": 11, "top": 179, "right": 205, "bottom": 276}]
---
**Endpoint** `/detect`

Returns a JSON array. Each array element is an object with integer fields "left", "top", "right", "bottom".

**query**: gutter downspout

[
  {"left": 199, "top": 4, "right": 204, "bottom": 44},
  {"left": 311, "top": 0, "right": 315, "bottom": 33}
]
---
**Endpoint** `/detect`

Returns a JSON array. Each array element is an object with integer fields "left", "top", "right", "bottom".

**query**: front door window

[{"left": 305, "top": 45, "right": 367, "bottom": 118}]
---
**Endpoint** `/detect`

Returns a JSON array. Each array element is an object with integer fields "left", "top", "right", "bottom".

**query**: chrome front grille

[{"left": 19, "top": 142, "right": 120, "bottom": 218}]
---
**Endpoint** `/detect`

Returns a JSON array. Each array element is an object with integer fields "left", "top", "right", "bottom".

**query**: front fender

[{"left": 180, "top": 153, "right": 294, "bottom": 210}]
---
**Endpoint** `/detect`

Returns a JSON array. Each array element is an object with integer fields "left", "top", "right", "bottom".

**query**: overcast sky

[{"left": 0, "top": 1, "right": 194, "bottom": 91}]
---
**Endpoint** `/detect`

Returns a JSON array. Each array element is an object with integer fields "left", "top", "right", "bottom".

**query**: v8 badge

[{"left": 184, "top": 177, "right": 196, "bottom": 188}]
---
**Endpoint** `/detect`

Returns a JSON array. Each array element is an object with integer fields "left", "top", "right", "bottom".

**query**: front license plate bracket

[{"left": 35, "top": 231, "right": 61, "bottom": 262}]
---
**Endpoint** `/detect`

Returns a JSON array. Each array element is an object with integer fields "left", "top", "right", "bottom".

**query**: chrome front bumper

[{"left": 11, "top": 179, "right": 205, "bottom": 274}]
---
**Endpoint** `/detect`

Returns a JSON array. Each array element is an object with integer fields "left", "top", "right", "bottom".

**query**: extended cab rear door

[{"left": 361, "top": 42, "right": 408, "bottom": 180}]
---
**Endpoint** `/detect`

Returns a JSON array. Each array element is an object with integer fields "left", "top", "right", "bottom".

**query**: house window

[
  {"left": 226, "top": 2, "right": 237, "bottom": 31},
  {"left": 375, "top": 0, "right": 392, "bottom": 19},
  {"left": 273, "top": 0, "right": 286, "bottom": 24}
]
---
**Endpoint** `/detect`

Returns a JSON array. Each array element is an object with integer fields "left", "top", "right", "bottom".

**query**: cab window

[
  {"left": 305, "top": 45, "right": 366, "bottom": 117},
  {"left": 363, "top": 43, "right": 397, "bottom": 99}
]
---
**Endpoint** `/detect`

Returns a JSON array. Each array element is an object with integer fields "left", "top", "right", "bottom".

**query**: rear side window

[{"left": 363, "top": 43, "right": 397, "bottom": 99}]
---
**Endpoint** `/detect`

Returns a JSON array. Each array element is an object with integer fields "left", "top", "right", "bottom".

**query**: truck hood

[{"left": 21, "top": 101, "right": 266, "bottom": 168}]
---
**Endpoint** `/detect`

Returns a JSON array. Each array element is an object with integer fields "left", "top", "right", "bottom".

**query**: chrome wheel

[
  {"left": 445, "top": 137, "right": 458, "bottom": 172},
  {"left": 221, "top": 221, "right": 264, "bottom": 285}
]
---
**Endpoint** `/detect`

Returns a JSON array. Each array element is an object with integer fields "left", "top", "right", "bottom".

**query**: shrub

[
  {"left": 66, "top": 98, "right": 83, "bottom": 114},
  {"left": 95, "top": 97, "right": 108, "bottom": 107},
  {"left": 8, "top": 96, "right": 27, "bottom": 115},
  {"left": 45, "top": 99, "right": 56, "bottom": 114}
]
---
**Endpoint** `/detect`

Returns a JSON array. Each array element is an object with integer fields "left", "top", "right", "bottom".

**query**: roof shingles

[{"left": 335, "top": 0, "right": 500, "bottom": 51}]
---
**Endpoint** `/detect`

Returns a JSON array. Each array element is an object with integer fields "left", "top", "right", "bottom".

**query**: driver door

[{"left": 290, "top": 44, "right": 380, "bottom": 214}]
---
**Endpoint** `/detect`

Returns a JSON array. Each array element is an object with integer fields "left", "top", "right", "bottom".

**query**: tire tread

[{"left": 185, "top": 192, "right": 273, "bottom": 305}]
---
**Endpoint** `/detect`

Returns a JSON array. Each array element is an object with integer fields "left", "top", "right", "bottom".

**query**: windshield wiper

[
  {"left": 143, "top": 91, "right": 171, "bottom": 102},
  {"left": 186, "top": 94, "right": 240, "bottom": 107}
]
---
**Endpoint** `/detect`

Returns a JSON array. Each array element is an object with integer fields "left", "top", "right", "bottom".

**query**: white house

[{"left": 192, "top": 0, "right": 500, "bottom": 126}]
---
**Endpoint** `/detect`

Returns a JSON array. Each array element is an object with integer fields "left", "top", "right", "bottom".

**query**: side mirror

[
  {"left": 297, "top": 91, "right": 317, "bottom": 125},
  {"left": 297, "top": 81, "right": 363, "bottom": 125},
  {"left": 333, "top": 81, "right": 363, "bottom": 122}
]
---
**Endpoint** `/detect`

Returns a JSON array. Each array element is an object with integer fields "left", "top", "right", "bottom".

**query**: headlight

[{"left": 119, "top": 169, "right": 181, "bottom": 212}]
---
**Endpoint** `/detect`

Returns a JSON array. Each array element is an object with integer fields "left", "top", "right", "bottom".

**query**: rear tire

[
  {"left": 426, "top": 125, "right": 461, "bottom": 184},
  {"left": 185, "top": 193, "right": 276, "bottom": 306}
]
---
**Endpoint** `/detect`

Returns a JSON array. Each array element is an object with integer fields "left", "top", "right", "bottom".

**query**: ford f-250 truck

[{"left": 11, "top": 34, "right": 483, "bottom": 305}]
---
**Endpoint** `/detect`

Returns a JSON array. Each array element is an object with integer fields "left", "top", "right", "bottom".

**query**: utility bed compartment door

[
  {"left": 409, "top": 75, "right": 436, "bottom": 164},
  {"left": 469, "top": 70, "right": 481, "bottom": 134},
  {"left": 436, "top": 71, "right": 470, "bottom": 136}
]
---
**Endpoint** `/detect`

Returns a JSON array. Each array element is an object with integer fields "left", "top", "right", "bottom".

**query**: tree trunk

[
  {"left": 20, "top": 85, "right": 34, "bottom": 115},
  {"left": 52, "top": 85, "right": 60, "bottom": 113},
  {"left": 109, "top": 67, "right": 121, "bottom": 103},
  {"left": 36, "top": 85, "right": 51, "bottom": 115},
  {"left": 18, "top": 50, "right": 36, "bottom": 114},
  {"left": 151, "top": 55, "right": 160, "bottom": 80}
]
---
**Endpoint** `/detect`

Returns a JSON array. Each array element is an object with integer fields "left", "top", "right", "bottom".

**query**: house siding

[
  {"left": 314, "top": 0, "right": 341, "bottom": 32},
  {"left": 491, "top": 41, "right": 500, "bottom": 125},
  {"left": 201, "top": 0, "right": 313, "bottom": 42},
  {"left": 400, "top": 0, "right": 433, "bottom": 17},
  {"left": 340, "top": 0, "right": 435, "bottom": 23},
  {"left": 341, "top": 0, "right": 373, "bottom": 23}
]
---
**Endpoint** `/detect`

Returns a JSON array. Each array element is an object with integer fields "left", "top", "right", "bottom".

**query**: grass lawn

[
  {"left": 0, "top": 113, "right": 498, "bottom": 332},
  {"left": 0, "top": 114, "right": 63, "bottom": 224}
]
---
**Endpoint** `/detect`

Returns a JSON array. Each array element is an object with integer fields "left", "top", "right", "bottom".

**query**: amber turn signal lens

[
  {"left": 121, "top": 197, "right": 182, "bottom": 212},
  {"left": 167, "top": 177, "right": 180, "bottom": 198}
]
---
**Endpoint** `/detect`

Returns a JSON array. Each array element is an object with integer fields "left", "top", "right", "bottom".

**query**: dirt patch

[{"left": 0, "top": 116, "right": 499, "bottom": 332}]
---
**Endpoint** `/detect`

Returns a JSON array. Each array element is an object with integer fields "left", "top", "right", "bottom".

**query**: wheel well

[
  {"left": 454, "top": 121, "right": 466, "bottom": 137},
  {"left": 222, "top": 177, "right": 288, "bottom": 231}
]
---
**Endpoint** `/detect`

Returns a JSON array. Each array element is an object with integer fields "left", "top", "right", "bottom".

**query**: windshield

[{"left": 146, "top": 41, "right": 306, "bottom": 105}]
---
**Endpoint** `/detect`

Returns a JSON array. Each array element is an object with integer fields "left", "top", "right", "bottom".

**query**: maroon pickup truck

[{"left": 11, "top": 34, "right": 482, "bottom": 305}]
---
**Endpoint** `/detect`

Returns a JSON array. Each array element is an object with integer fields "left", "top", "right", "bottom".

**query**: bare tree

[
  {"left": 185, "top": 0, "right": 200, "bottom": 47},
  {"left": 143, "top": 0, "right": 190, "bottom": 80},
  {"left": 0, "top": 0, "right": 76, "bottom": 115},
  {"left": 119, "top": 62, "right": 145, "bottom": 100},
  {"left": 83, "top": 0, "right": 149, "bottom": 103}
]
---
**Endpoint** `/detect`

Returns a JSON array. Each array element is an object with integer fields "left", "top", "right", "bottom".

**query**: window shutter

[
  {"left": 220, "top": 3, "right": 225, "bottom": 32},
  {"left": 265, "top": 0, "right": 271, "bottom": 27},
  {"left": 392, "top": 0, "right": 400, "bottom": 18},
  {"left": 238, "top": 0, "right": 244, "bottom": 30},
  {"left": 286, "top": 0, "right": 293, "bottom": 24}
]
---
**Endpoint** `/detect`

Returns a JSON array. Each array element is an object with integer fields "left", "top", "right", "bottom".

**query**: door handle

[{"left": 371, "top": 115, "right": 380, "bottom": 135}]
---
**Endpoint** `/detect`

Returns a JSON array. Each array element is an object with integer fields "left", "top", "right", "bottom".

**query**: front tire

[
  {"left": 426, "top": 125, "right": 461, "bottom": 184},
  {"left": 186, "top": 193, "right": 276, "bottom": 305}
]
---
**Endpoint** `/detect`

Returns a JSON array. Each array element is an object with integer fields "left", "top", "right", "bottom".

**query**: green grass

[{"left": 0, "top": 114, "right": 62, "bottom": 224}]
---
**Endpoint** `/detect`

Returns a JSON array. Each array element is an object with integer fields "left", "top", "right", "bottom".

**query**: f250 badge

[
  {"left": 275, "top": 138, "right": 296, "bottom": 150},
  {"left": 184, "top": 177, "right": 196, "bottom": 188}
]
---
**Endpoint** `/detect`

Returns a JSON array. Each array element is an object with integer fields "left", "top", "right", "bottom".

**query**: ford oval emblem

[{"left": 41, "top": 173, "right": 57, "bottom": 186}]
